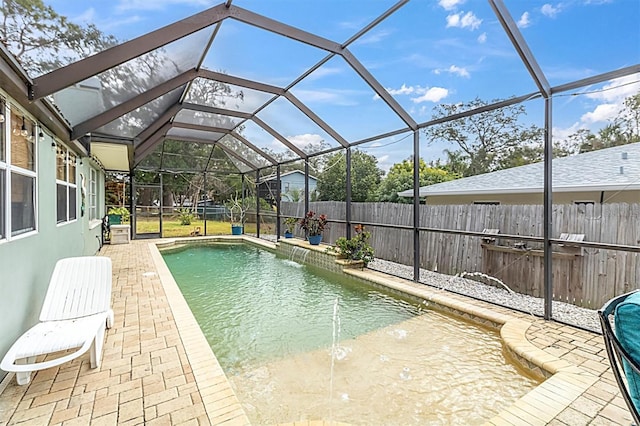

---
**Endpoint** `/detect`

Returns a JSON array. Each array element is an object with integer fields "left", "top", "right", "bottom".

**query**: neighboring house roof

[
  {"left": 399, "top": 143, "right": 640, "bottom": 197},
  {"left": 260, "top": 170, "right": 318, "bottom": 183}
]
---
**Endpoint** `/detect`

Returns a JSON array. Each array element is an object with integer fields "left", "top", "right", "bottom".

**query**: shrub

[
  {"left": 332, "top": 224, "right": 375, "bottom": 266},
  {"left": 178, "top": 208, "right": 196, "bottom": 225},
  {"left": 107, "top": 206, "right": 130, "bottom": 223}
]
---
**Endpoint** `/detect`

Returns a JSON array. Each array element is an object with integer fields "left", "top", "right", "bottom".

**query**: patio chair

[
  {"left": 1, "top": 256, "right": 113, "bottom": 385},
  {"left": 598, "top": 290, "right": 640, "bottom": 425}
]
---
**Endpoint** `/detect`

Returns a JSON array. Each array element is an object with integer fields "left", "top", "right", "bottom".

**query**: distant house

[
  {"left": 398, "top": 143, "right": 640, "bottom": 205},
  {"left": 258, "top": 170, "right": 318, "bottom": 203}
]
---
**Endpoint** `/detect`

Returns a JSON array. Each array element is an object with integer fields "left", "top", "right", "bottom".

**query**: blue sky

[{"left": 46, "top": 0, "right": 639, "bottom": 171}]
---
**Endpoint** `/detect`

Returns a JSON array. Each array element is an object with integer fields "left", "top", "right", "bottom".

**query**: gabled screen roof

[{"left": 22, "top": 0, "right": 639, "bottom": 174}]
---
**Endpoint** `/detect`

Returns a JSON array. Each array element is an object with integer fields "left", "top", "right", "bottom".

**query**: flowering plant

[
  {"left": 283, "top": 217, "right": 298, "bottom": 233},
  {"left": 331, "top": 224, "right": 375, "bottom": 266},
  {"left": 299, "top": 211, "right": 328, "bottom": 236}
]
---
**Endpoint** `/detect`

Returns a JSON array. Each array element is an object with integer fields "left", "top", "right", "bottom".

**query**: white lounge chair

[{"left": 1, "top": 256, "right": 113, "bottom": 385}]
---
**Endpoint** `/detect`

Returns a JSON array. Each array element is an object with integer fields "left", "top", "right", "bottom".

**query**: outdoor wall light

[
  {"left": 20, "top": 116, "right": 28, "bottom": 137},
  {"left": 0, "top": 102, "right": 4, "bottom": 123},
  {"left": 28, "top": 124, "right": 36, "bottom": 142},
  {"left": 38, "top": 124, "right": 44, "bottom": 139}
]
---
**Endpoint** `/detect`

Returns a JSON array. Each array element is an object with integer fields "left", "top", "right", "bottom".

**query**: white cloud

[
  {"left": 295, "top": 89, "right": 359, "bottom": 106},
  {"left": 284, "top": 134, "right": 325, "bottom": 149},
  {"left": 306, "top": 67, "right": 343, "bottom": 81},
  {"left": 541, "top": 3, "right": 560, "bottom": 18},
  {"left": 355, "top": 29, "right": 394, "bottom": 46},
  {"left": 585, "top": 73, "right": 640, "bottom": 103},
  {"left": 517, "top": 12, "right": 531, "bottom": 28},
  {"left": 555, "top": 74, "right": 640, "bottom": 135},
  {"left": 438, "top": 0, "right": 465, "bottom": 11},
  {"left": 379, "top": 84, "right": 449, "bottom": 103},
  {"left": 434, "top": 65, "right": 470, "bottom": 78},
  {"left": 386, "top": 84, "right": 415, "bottom": 95},
  {"left": 446, "top": 11, "right": 482, "bottom": 30},
  {"left": 477, "top": 32, "right": 487, "bottom": 43},
  {"left": 447, "top": 65, "right": 470, "bottom": 78},
  {"left": 552, "top": 122, "right": 582, "bottom": 142},
  {"left": 411, "top": 87, "right": 449, "bottom": 103},
  {"left": 581, "top": 104, "right": 619, "bottom": 124}
]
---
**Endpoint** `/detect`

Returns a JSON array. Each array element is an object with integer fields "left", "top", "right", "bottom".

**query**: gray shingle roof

[{"left": 398, "top": 143, "right": 640, "bottom": 197}]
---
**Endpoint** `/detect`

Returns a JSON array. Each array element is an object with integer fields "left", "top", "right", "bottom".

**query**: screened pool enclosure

[{"left": 13, "top": 0, "right": 640, "bottom": 324}]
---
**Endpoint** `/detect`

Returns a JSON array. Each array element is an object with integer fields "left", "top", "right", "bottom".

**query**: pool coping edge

[{"left": 152, "top": 237, "right": 598, "bottom": 426}]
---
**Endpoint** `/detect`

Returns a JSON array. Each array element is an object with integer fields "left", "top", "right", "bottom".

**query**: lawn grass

[{"left": 134, "top": 217, "right": 261, "bottom": 238}]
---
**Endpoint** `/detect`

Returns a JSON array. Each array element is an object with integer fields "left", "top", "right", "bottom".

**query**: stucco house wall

[{"left": 0, "top": 90, "right": 107, "bottom": 379}]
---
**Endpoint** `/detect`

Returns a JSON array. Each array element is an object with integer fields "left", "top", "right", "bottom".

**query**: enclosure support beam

[
  {"left": 159, "top": 173, "right": 164, "bottom": 238},
  {"left": 203, "top": 172, "right": 207, "bottom": 237},
  {"left": 346, "top": 147, "right": 352, "bottom": 239},
  {"left": 30, "top": 4, "right": 229, "bottom": 99},
  {"left": 489, "top": 0, "right": 550, "bottom": 96},
  {"left": 256, "top": 170, "right": 261, "bottom": 238},
  {"left": 304, "top": 161, "right": 310, "bottom": 233},
  {"left": 413, "top": 130, "right": 420, "bottom": 283},
  {"left": 276, "top": 166, "right": 281, "bottom": 240},
  {"left": 128, "top": 172, "right": 134, "bottom": 241},
  {"left": 543, "top": 98, "right": 553, "bottom": 319}
]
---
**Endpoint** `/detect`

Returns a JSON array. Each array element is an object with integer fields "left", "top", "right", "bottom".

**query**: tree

[
  {"left": 564, "top": 93, "right": 640, "bottom": 153},
  {"left": 316, "top": 150, "right": 382, "bottom": 201},
  {"left": 424, "top": 98, "right": 544, "bottom": 177},
  {"left": 0, "top": 0, "right": 117, "bottom": 76},
  {"left": 376, "top": 157, "right": 458, "bottom": 203}
]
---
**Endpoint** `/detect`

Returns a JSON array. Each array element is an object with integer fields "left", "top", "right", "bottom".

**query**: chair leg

[
  {"left": 106, "top": 309, "right": 114, "bottom": 329},
  {"left": 15, "top": 357, "right": 36, "bottom": 385},
  {"left": 90, "top": 325, "right": 106, "bottom": 369}
]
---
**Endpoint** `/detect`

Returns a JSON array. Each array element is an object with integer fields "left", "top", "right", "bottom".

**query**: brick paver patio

[{"left": 0, "top": 238, "right": 635, "bottom": 425}]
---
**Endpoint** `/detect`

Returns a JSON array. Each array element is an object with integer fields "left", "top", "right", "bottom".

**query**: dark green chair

[{"left": 599, "top": 290, "right": 640, "bottom": 425}]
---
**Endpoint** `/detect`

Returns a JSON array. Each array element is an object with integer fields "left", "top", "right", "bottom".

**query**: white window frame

[
  {"left": 1, "top": 101, "right": 38, "bottom": 242},
  {"left": 89, "top": 167, "right": 98, "bottom": 221},
  {"left": 55, "top": 143, "right": 77, "bottom": 225}
]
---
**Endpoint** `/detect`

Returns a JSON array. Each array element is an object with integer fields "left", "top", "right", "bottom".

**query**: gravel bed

[{"left": 368, "top": 258, "right": 601, "bottom": 333}]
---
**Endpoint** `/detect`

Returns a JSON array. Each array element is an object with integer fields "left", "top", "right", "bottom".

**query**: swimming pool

[{"left": 162, "top": 243, "right": 538, "bottom": 425}]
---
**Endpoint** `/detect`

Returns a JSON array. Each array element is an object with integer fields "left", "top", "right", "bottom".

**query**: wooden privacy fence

[{"left": 280, "top": 201, "right": 640, "bottom": 309}]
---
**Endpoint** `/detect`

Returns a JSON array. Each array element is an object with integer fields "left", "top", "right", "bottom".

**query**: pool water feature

[{"left": 162, "top": 244, "right": 539, "bottom": 425}]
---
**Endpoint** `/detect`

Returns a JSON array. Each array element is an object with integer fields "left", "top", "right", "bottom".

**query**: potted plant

[
  {"left": 332, "top": 224, "right": 375, "bottom": 266},
  {"left": 226, "top": 193, "right": 249, "bottom": 235},
  {"left": 107, "top": 206, "right": 130, "bottom": 224},
  {"left": 299, "top": 211, "right": 328, "bottom": 245},
  {"left": 283, "top": 217, "right": 297, "bottom": 238}
]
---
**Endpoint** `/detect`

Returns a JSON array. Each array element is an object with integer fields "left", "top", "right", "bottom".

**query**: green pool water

[
  {"left": 162, "top": 244, "right": 420, "bottom": 371},
  {"left": 162, "top": 243, "right": 539, "bottom": 425}
]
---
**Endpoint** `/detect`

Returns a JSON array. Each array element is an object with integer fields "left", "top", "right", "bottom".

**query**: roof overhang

[{"left": 90, "top": 139, "right": 132, "bottom": 172}]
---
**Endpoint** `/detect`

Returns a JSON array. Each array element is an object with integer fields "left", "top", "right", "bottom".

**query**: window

[
  {"left": 473, "top": 201, "right": 500, "bottom": 205},
  {"left": 56, "top": 143, "right": 77, "bottom": 224},
  {"left": 3, "top": 107, "right": 37, "bottom": 238},
  {"left": 89, "top": 167, "right": 98, "bottom": 220}
]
